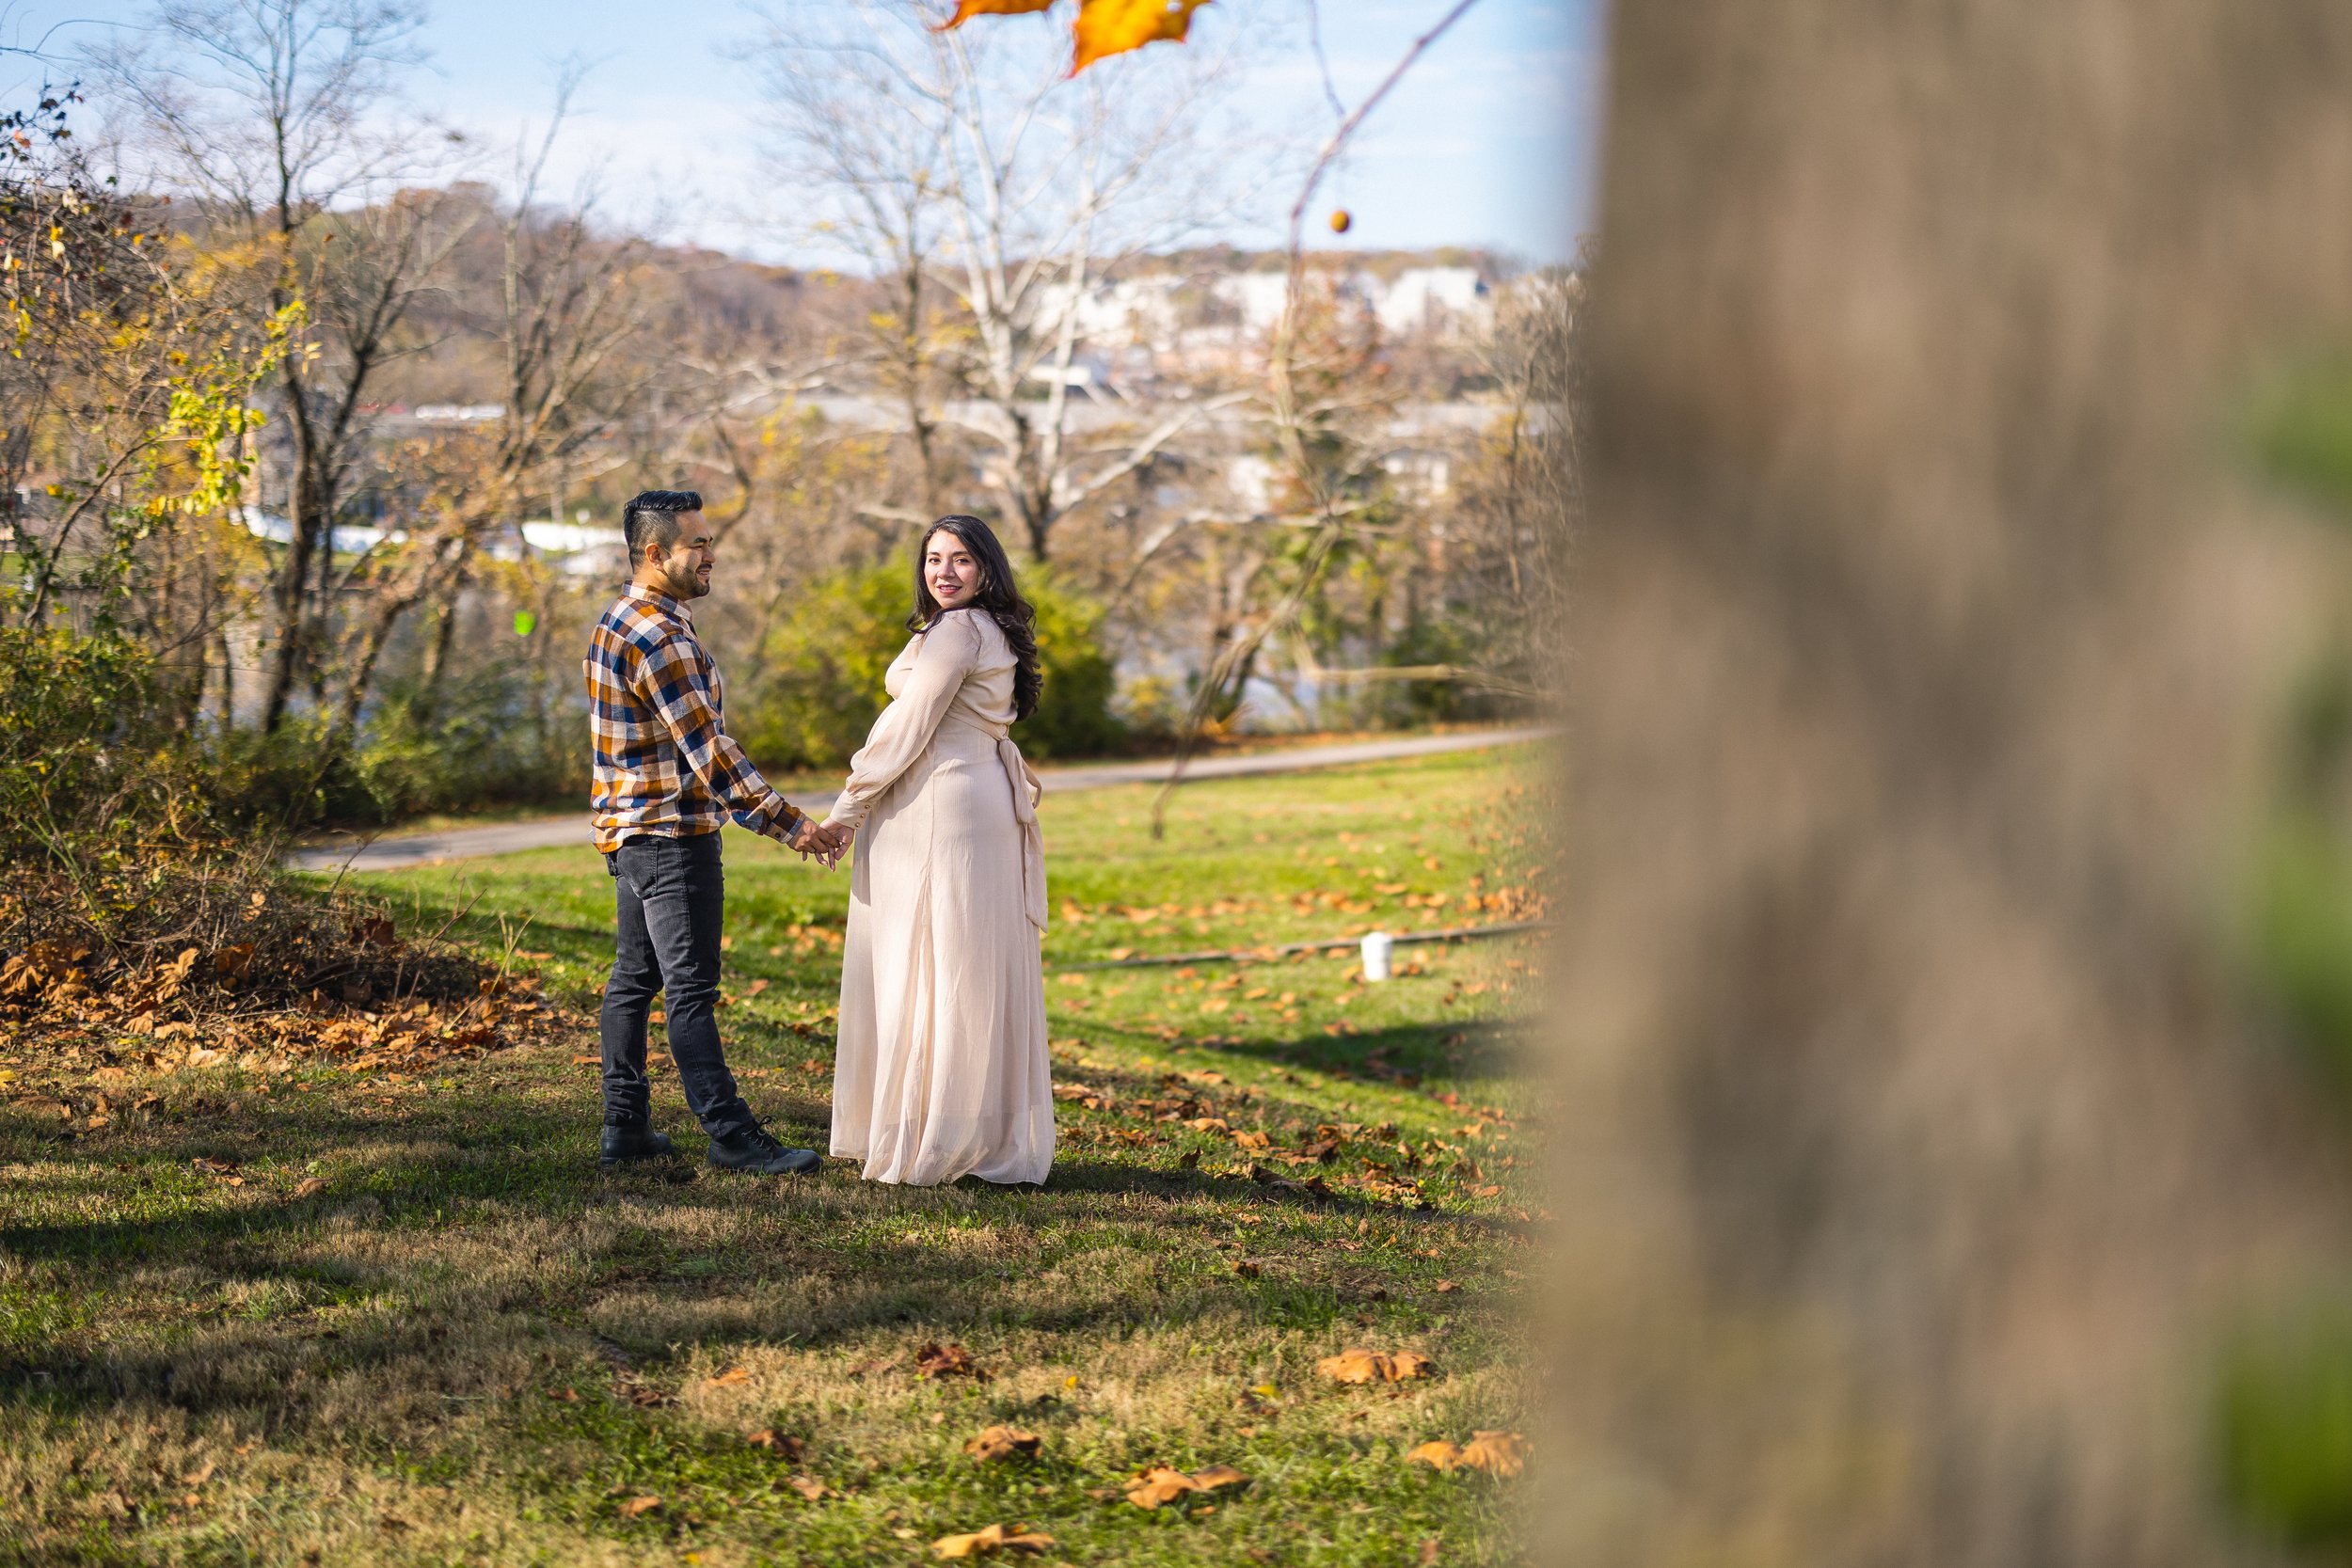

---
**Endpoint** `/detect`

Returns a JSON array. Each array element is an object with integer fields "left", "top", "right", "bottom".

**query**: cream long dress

[{"left": 827, "top": 608, "right": 1054, "bottom": 1185}]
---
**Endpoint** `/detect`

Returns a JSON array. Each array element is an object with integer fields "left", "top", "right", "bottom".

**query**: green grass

[{"left": 0, "top": 747, "right": 1552, "bottom": 1566}]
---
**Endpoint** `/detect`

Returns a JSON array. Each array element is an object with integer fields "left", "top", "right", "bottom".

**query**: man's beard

[{"left": 669, "top": 562, "right": 711, "bottom": 600}]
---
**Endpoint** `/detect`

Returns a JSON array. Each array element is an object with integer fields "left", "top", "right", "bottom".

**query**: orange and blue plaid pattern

[{"left": 584, "top": 588, "right": 804, "bottom": 853}]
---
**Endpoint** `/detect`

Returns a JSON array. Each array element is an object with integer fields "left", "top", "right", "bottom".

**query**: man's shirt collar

[{"left": 625, "top": 584, "right": 693, "bottom": 627}]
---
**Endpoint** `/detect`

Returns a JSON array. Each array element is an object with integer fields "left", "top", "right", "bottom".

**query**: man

[{"left": 584, "top": 489, "right": 850, "bottom": 1175}]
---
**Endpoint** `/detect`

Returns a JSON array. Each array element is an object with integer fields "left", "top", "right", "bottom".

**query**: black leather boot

[
  {"left": 599, "top": 1121, "right": 675, "bottom": 1169},
  {"left": 707, "top": 1125, "right": 821, "bottom": 1175}
]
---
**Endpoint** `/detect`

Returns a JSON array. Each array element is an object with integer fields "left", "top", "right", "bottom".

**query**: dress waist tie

[{"left": 969, "top": 717, "right": 1047, "bottom": 933}]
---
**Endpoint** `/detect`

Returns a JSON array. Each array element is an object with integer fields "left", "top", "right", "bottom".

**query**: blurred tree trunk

[{"left": 1553, "top": 2, "right": 2352, "bottom": 1561}]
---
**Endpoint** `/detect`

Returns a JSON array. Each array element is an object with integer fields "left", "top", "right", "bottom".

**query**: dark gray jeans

[{"left": 600, "top": 832, "right": 756, "bottom": 1139}]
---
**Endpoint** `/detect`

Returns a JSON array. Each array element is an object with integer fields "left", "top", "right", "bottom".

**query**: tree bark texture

[{"left": 1550, "top": 3, "right": 2352, "bottom": 1561}]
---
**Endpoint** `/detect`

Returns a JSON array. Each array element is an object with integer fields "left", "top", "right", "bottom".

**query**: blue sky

[{"left": 2, "top": 0, "right": 1597, "bottom": 265}]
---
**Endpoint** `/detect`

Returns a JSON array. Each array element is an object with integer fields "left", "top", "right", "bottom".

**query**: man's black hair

[{"left": 623, "top": 489, "right": 704, "bottom": 565}]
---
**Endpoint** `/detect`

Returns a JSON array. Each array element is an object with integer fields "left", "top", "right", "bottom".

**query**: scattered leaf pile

[
  {"left": 0, "top": 848, "right": 555, "bottom": 1101},
  {"left": 1, "top": 850, "right": 513, "bottom": 1032}
]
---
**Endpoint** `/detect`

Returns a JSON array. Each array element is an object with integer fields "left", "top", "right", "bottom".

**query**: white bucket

[{"left": 1359, "top": 930, "right": 1394, "bottom": 982}]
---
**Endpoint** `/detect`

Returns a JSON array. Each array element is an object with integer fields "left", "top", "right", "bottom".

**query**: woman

[{"left": 824, "top": 515, "right": 1054, "bottom": 1186}]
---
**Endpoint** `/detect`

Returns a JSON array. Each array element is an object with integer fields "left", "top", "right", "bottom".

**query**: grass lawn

[{"left": 0, "top": 747, "right": 1554, "bottom": 1566}]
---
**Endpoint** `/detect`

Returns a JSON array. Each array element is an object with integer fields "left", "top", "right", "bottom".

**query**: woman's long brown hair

[{"left": 907, "top": 515, "right": 1041, "bottom": 721}]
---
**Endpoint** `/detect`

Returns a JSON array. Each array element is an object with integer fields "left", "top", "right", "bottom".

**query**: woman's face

[{"left": 926, "top": 532, "right": 983, "bottom": 610}]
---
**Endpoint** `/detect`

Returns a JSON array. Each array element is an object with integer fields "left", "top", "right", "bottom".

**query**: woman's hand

[{"left": 787, "top": 816, "right": 848, "bottom": 868}]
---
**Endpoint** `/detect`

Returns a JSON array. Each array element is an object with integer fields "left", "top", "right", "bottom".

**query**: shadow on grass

[
  {"left": 1209, "top": 1016, "right": 1525, "bottom": 1088},
  {"left": 0, "top": 1088, "right": 1493, "bottom": 1425},
  {"left": 0, "top": 974, "right": 1529, "bottom": 1439}
]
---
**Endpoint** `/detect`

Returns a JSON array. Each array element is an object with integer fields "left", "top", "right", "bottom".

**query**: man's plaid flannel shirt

[{"left": 584, "top": 587, "right": 806, "bottom": 854}]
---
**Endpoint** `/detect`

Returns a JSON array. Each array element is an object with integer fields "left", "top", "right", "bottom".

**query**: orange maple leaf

[
  {"left": 1071, "top": 0, "right": 1213, "bottom": 72},
  {"left": 937, "top": 0, "right": 1057, "bottom": 28}
]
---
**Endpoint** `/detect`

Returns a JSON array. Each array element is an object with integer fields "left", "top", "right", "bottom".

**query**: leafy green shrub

[
  {"left": 738, "top": 563, "right": 914, "bottom": 772},
  {"left": 2248, "top": 657, "right": 2352, "bottom": 1093},
  {"left": 1114, "top": 673, "right": 1186, "bottom": 745},
  {"left": 2250, "top": 813, "right": 2352, "bottom": 1093},
  {"left": 203, "top": 671, "right": 580, "bottom": 829},
  {"left": 0, "top": 625, "right": 213, "bottom": 864},
  {"left": 2217, "top": 1305, "right": 2352, "bottom": 1544},
  {"left": 2246, "top": 354, "right": 2352, "bottom": 521},
  {"left": 741, "top": 562, "right": 1123, "bottom": 770},
  {"left": 0, "top": 625, "right": 485, "bottom": 1014},
  {"left": 1018, "top": 571, "right": 1122, "bottom": 760},
  {"left": 1367, "top": 620, "right": 1518, "bottom": 727},
  {"left": 351, "top": 673, "right": 580, "bottom": 820}
]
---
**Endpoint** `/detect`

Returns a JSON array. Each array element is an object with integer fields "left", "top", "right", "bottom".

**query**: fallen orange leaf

[
  {"left": 931, "top": 1521, "right": 1057, "bottom": 1558},
  {"left": 914, "top": 1342, "right": 989, "bottom": 1380},
  {"left": 1125, "top": 1462, "right": 1249, "bottom": 1508},
  {"left": 1410, "top": 1431, "right": 1527, "bottom": 1477},
  {"left": 1317, "top": 1347, "right": 1438, "bottom": 1386},
  {"left": 747, "top": 1429, "right": 804, "bottom": 1461},
  {"left": 617, "top": 1495, "right": 662, "bottom": 1518},
  {"left": 1458, "top": 1430, "right": 1527, "bottom": 1477},
  {"left": 965, "top": 1424, "right": 1042, "bottom": 1463},
  {"left": 704, "top": 1365, "right": 752, "bottom": 1387}
]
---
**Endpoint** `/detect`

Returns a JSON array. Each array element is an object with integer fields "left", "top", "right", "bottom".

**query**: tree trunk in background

[
  {"left": 1552, "top": 2, "right": 2352, "bottom": 1560},
  {"left": 260, "top": 359, "right": 324, "bottom": 733}
]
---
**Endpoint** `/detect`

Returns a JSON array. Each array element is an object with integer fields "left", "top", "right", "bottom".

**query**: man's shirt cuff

[{"left": 734, "top": 800, "right": 803, "bottom": 841}]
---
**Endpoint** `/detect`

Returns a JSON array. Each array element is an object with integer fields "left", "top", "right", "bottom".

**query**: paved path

[{"left": 289, "top": 725, "right": 1555, "bottom": 874}]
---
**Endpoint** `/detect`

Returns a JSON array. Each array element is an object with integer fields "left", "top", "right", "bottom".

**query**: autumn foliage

[
  {"left": 0, "top": 623, "right": 522, "bottom": 1073},
  {"left": 937, "top": 0, "right": 1213, "bottom": 75}
]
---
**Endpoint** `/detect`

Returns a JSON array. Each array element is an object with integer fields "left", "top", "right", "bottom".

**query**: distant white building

[
  {"left": 235, "top": 505, "right": 405, "bottom": 555},
  {"left": 505, "top": 518, "right": 626, "bottom": 578},
  {"left": 1225, "top": 453, "right": 1276, "bottom": 513},
  {"left": 1212, "top": 272, "right": 1292, "bottom": 336},
  {"left": 1374, "top": 267, "right": 1489, "bottom": 336}
]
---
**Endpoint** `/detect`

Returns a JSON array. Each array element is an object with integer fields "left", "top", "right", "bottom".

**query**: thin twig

[{"left": 1150, "top": 0, "right": 1486, "bottom": 838}]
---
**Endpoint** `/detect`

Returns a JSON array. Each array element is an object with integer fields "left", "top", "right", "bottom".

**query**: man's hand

[
  {"left": 787, "top": 816, "right": 833, "bottom": 865},
  {"left": 787, "top": 816, "right": 850, "bottom": 867}
]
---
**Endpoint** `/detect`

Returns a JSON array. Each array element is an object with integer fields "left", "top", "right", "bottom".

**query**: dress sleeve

[{"left": 828, "top": 614, "right": 982, "bottom": 833}]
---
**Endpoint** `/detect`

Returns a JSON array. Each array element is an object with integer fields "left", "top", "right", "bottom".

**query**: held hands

[{"left": 787, "top": 816, "right": 851, "bottom": 868}]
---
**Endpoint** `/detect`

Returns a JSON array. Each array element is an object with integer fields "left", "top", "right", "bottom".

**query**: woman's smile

[{"left": 926, "top": 540, "right": 982, "bottom": 608}]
